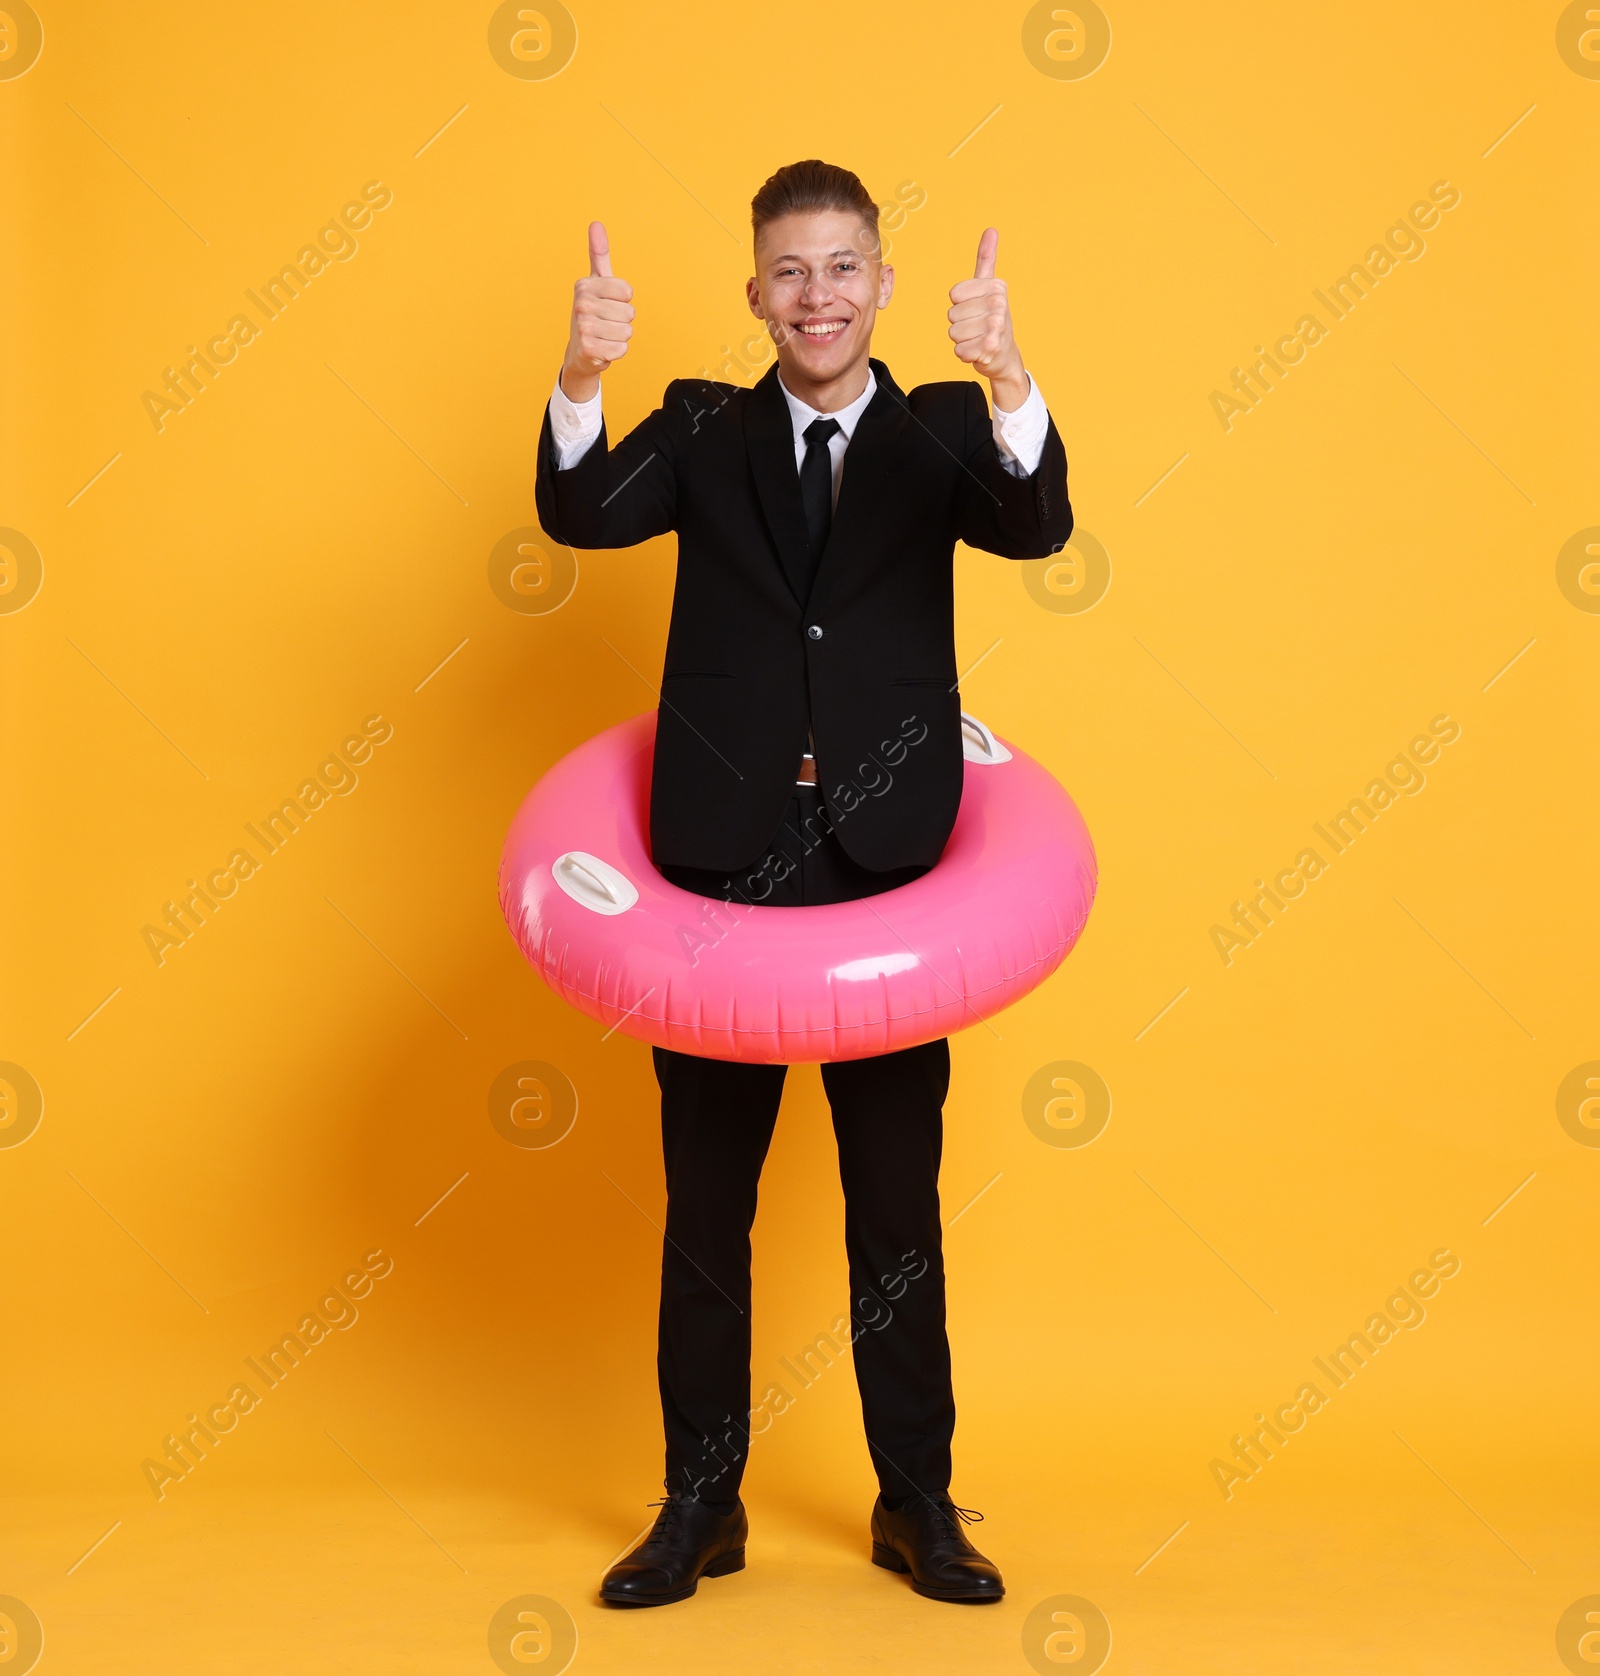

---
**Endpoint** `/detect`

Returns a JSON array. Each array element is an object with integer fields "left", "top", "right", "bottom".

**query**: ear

[
  {"left": 745, "top": 276, "right": 765, "bottom": 319},
  {"left": 876, "top": 263, "right": 895, "bottom": 309}
]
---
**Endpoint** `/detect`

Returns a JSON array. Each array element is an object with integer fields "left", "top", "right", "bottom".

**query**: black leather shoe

[
  {"left": 871, "top": 1492, "right": 1004, "bottom": 1602},
  {"left": 599, "top": 1491, "right": 748, "bottom": 1608}
]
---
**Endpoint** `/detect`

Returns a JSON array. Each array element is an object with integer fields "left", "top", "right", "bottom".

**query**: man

[{"left": 535, "top": 160, "right": 1071, "bottom": 1608}]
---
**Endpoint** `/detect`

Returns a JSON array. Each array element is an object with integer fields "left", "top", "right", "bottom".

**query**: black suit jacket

[{"left": 535, "top": 357, "right": 1072, "bottom": 873}]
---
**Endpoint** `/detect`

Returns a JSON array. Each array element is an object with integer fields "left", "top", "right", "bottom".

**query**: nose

[{"left": 799, "top": 274, "right": 834, "bottom": 309}]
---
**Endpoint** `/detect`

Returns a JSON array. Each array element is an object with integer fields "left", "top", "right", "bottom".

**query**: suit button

[{"left": 807, "top": 624, "right": 823, "bottom": 640}]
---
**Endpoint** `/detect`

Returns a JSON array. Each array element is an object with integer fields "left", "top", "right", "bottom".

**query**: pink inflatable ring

[{"left": 499, "top": 711, "right": 1097, "bottom": 1064}]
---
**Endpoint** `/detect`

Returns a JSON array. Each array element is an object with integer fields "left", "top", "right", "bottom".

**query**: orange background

[{"left": 2, "top": 1, "right": 1597, "bottom": 1670}]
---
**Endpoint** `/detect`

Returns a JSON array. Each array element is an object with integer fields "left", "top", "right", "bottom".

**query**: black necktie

[{"left": 798, "top": 416, "right": 841, "bottom": 599}]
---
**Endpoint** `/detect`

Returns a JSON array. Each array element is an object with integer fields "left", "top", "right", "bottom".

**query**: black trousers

[{"left": 654, "top": 783, "right": 955, "bottom": 1504}]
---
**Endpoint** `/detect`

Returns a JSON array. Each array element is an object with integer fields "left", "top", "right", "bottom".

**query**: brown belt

[{"left": 795, "top": 753, "right": 817, "bottom": 785}]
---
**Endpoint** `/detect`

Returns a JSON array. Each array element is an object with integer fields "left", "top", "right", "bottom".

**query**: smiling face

[{"left": 746, "top": 209, "right": 895, "bottom": 409}]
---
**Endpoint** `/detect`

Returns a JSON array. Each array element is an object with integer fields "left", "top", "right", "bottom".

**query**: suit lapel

[
  {"left": 744, "top": 358, "right": 914, "bottom": 612},
  {"left": 806, "top": 359, "right": 910, "bottom": 610},
  {"left": 744, "top": 363, "right": 811, "bottom": 607}
]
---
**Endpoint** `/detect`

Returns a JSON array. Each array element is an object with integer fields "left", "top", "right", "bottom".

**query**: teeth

[{"left": 798, "top": 322, "right": 844, "bottom": 335}]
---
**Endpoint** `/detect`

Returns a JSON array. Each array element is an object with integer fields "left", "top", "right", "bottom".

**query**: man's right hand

[{"left": 559, "top": 221, "right": 633, "bottom": 403}]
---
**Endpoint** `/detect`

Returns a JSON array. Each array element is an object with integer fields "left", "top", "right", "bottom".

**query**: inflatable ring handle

[
  {"left": 960, "top": 711, "right": 1013, "bottom": 765},
  {"left": 552, "top": 850, "right": 639, "bottom": 916}
]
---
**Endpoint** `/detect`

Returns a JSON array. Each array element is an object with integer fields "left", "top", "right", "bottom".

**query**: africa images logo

[
  {"left": 1210, "top": 714, "right": 1460, "bottom": 966},
  {"left": 142, "top": 1251, "right": 394, "bottom": 1499},
  {"left": 1209, "top": 181, "right": 1461, "bottom": 431},
  {"left": 140, "top": 182, "right": 394, "bottom": 433},
  {"left": 141, "top": 715, "right": 394, "bottom": 966}
]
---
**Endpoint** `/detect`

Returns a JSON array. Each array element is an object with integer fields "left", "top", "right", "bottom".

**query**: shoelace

[
  {"left": 915, "top": 1495, "right": 984, "bottom": 1539},
  {"left": 643, "top": 1492, "right": 688, "bottom": 1543}
]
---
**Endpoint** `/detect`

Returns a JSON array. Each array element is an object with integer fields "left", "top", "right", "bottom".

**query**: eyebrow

[{"left": 767, "top": 248, "right": 867, "bottom": 267}]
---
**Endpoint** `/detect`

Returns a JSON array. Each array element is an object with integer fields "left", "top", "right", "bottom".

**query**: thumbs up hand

[
  {"left": 948, "top": 227, "right": 1027, "bottom": 410},
  {"left": 561, "top": 221, "right": 635, "bottom": 402}
]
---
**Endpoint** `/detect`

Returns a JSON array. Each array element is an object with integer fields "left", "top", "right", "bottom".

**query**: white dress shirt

[{"left": 547, "top": 365, "right": 1051, "bottom": 485}]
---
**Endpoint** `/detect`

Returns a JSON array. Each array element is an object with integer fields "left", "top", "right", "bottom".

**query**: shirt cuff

[
  {"left": 548, "top": 374, "right": 604, "bottom": 470},
  {"left": 991, "top": 372, "right": 1049, "bottom": 478}
]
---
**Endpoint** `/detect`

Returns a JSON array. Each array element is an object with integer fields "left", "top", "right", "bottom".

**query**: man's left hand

[{"left": 948, "top": 228, "right": 1028, "bottom": 411}]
